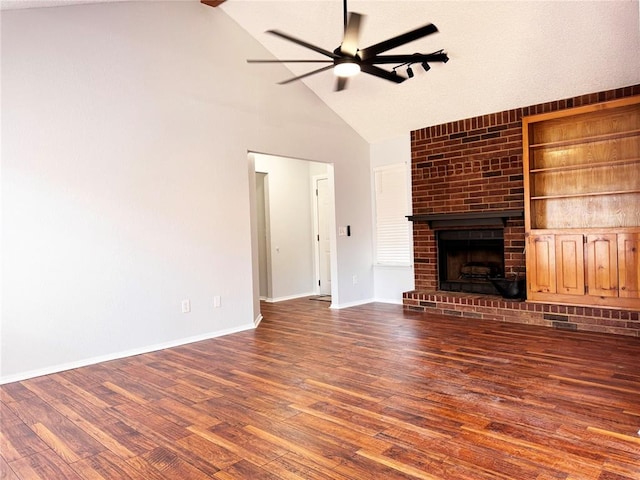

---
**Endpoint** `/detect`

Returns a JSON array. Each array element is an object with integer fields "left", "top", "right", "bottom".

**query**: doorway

[{"left": 251, "top": 153, "right": 335, "bottom": 305}]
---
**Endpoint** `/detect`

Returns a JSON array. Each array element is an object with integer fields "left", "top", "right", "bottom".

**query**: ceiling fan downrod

[{"left": 343, "top": 0, "right": 348, "bottom": 34}]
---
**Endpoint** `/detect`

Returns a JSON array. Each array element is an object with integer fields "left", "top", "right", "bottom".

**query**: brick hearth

[
  {"left": 403, "top": 84, "right": 640, "bottom": 337},
  {"left": 403, "top": 291, "right": 640, "bottom": 336}
]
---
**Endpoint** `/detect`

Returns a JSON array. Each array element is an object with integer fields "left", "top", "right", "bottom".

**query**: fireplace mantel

[{"left": 407, "top": 210, "right": 523, "bottom": 229}]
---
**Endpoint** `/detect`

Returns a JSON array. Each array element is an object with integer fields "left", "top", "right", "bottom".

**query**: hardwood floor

[{"left": 2, "top": 298, "right": 639, "bottom": 479}]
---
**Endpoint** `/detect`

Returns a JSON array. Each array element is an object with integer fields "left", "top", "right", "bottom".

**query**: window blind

[{"left": 373, "top": 163, "right": 412, "bottom": 265}]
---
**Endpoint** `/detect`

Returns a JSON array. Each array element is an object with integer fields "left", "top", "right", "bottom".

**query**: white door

[{"left": 315, "top": 177, "right": 332, "bottom": 295}]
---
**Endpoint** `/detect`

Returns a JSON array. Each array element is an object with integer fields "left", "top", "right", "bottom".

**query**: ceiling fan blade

[
  {"left": 267, "top": 30, "right": 339, "bottom": 59},
  {"left": 360, "top": 64, "right": 406, "bottom": 84},
  {"left": 247, "top": 59, "right": 333, "bottom": 64},
  {"left": 278, "top": 65, "right": 335, "bottom": 85},
  {"left": 340, "top": 12, "right": 363, "bottom": 57},
  {"left": 335, "top": 77, "right": 349, "bottom": 91},
  {"left": 364, "top": 52, "right": 449, "bottom": 65},
  {"left": 359, "top": 23, "right": 438, "bottom": 60}
]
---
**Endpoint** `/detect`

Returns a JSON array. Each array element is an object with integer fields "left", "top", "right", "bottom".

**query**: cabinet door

[
  {"left": 618, "top": 233, "right": 640, "bottom": 299},
  {"left": 527, "top": 234, "right": 556, "bottom": 293},
  {"left": 586, "top": 234, "right": 618, "bottom": 297},
  {"left": 555, "top": 235, "right": 585, "bottom": 295}
]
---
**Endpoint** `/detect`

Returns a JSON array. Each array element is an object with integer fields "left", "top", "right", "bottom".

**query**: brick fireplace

[{"left": 403, "top": 85, "right": 640, "bottom": 337}]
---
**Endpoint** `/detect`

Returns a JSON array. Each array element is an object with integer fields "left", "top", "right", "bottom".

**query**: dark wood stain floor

[{"left": 1, "top": 298, "right": 639, "bottom": 479}]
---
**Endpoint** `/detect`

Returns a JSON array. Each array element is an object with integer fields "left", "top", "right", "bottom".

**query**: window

[{"left": 373, "top": 163, "right": 412, "bottom": 265}]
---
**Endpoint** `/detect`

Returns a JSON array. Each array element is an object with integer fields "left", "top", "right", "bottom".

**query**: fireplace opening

[{"left": 437, "top": 229, "right": 505, "bottom": 295}]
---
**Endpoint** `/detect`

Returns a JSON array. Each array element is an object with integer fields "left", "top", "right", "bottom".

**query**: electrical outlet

[
  {"left": 181, "top": 299, "right": 191, "bottom": 313},
  {"left": 213, "top": 296, "right": 221, "bottom": 308},
  {"left": 352, "top": 275, "right": 358, "bottom": 285}
]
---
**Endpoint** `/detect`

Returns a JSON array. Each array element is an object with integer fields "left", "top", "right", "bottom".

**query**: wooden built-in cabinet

[
  {"left": 523, "top": 96, "right": 640, "bottom": 310},
  {"left": 527, "top": 231, "right": 639, "bottom": 309},
  {"left": 617, "top": 233, "right": 640, "bottom": 299}
]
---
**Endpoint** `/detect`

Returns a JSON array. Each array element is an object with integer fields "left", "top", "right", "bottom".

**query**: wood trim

[
  {"left": 522, "top": 95, "right": 640, "bottom": 124},
  {"left": 528, "top": 227, "right": 640, "bottom": 235},
  {"left": 526, "top": 293, "right": 640, "bottom": 310},
  {"left": 522, "top": 120, "right": 533, "bottom": 234}
]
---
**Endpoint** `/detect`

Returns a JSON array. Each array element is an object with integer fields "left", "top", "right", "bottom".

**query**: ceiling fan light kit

[
  {"left": 334, "top": 58, "right": 361, "bottom": 77},
  {"left": 248, "top": 0, "right": 448, "bottom": 91}
]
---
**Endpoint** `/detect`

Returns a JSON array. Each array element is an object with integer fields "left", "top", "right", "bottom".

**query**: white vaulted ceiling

[
  {"left": 221, "top": 0, "right": 640, "bottom": 142},
  {"left": 2, "top": 0, "right": 640, "bottom": 143}
]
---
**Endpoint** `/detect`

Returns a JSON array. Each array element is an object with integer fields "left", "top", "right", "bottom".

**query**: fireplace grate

[{"left": 459, "top": 262, "right": 501, "bottom": 279}]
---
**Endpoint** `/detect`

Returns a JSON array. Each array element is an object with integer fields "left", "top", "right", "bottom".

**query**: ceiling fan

[{"left": 248, "top": 0, "right": 449, "bottom": 91}]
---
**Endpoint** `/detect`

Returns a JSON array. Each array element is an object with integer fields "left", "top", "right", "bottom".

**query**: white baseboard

[
  {"left": 254, "top": 313, "right": 264, "bottom": 327},
  {"left": 0, "top": 323, "right": 255, "bottom": 385},
  {"left": 329, "top": 297, "right": 376, "bottom": 309},
  {"left": 373, "top": 298, "right": 404, "bottom": 305},
  {"left": 263, "top": 292, "right": 316, "bottom": 303}
]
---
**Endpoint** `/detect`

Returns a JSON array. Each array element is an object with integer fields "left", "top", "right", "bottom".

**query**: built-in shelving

[{"left": 522, "top": 96, "right": 640, "bottom": 310}]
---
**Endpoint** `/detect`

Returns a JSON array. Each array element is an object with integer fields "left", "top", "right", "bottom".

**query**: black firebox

[{"left": 437, "top": 229, "right": 504, "bottom": 295}]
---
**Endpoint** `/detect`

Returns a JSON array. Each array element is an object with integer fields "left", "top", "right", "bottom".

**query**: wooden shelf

[
  {"left": 530, "top": 189, "right": 640, "bottom": 201},
  {"left": 529, "top": 129, "right": 640, "bottom": 149},
  {"left": 529, "top": 157, "right": 640, "bottom": 174}
]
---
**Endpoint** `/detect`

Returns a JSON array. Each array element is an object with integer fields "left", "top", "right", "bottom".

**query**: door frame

[
  {"left": 249, "top": 152, "right": 338, "bottom": 323},
  {"left": 255, "top": 171, "right": 272, "bottom": 300}
]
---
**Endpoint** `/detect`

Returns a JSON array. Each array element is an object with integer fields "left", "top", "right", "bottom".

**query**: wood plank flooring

[{"left": 2, "top": 298, "right": 639, "bottom": 479}]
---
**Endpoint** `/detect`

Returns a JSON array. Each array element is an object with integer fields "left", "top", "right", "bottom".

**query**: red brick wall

[{"left": 410, "top": 84, "right": 640, "bottom": 292}]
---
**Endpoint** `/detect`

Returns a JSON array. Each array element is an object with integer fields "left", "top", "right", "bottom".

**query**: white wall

[
  {"left": 371, "top": 135, "right": 415, "bottom": 303},
  {"left": 0, "top": 2, "right": 372, "bottom": 382},
  {"left": 254, "top": 154, "right": 328, "bottom": 301}
]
